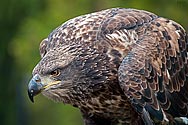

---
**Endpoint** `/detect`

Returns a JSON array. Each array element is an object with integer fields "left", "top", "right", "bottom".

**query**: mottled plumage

[{"left": 28, "top": 8, "right": 188, "bottom": 125}]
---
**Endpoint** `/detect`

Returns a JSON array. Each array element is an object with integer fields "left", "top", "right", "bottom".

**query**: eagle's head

[
  {"left": 27, "top": 37, "right": 115, "bottom": 105},
  {"left": 28, "top": 37, "right": 81, "bottom": 104}
]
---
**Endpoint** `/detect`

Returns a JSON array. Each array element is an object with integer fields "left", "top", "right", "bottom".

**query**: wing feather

[{"left": 118, "top": 17, "right": 188, "bottom": 123}]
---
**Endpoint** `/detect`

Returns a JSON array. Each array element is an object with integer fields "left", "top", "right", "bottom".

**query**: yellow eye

[{"left": 50, "top": 69, "right": 60, "bottom": 77}]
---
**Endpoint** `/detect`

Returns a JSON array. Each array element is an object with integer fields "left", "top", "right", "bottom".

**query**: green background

[{"left": 0, "top": 0, "right": 188, "bottom": 125}]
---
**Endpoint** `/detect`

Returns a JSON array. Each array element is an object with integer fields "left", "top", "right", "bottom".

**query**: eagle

[{"left": 28, "top": 8, "right": 188, "bottom": 125}]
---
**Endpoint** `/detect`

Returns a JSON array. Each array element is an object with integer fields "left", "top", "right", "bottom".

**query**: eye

[{"left": 50, "top": 69, "right": 60, "bottom": 77}]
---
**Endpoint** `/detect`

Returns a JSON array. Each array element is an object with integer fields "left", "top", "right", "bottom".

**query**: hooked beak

[
  {"left": 27, "top": 74, "right": 61, "bottom": 103},
  {"left": 28, "top": 74, "right": 44, "bottom": 103}
]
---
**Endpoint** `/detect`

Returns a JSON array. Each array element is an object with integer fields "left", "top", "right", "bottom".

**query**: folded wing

[{"left": 118, "top": 17, "right": 188, "bottom": 124}]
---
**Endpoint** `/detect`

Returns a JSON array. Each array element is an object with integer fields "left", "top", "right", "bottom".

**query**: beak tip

[
  {"left": 28, "top": 89, "right": 35, "bottom": 103},
  {"left": 28, "top": 74, "right": 43, "bottom": 103}
]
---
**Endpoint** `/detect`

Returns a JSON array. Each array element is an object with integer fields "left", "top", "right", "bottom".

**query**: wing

[{"left": 118, "top": 17, "right": 188, "bottom": 124}]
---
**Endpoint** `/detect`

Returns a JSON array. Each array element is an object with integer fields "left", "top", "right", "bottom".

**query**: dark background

[{"left": 0, "top": 0, "right": 188, "bottom": 125}]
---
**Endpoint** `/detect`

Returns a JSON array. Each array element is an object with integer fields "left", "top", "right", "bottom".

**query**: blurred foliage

[{"left": 0, "top": 0, "right": 188, "bottom": 125}]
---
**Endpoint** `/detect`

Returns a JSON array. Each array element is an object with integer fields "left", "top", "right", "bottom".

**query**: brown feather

[
  {"left": 118, "top": 16, "right": 188, "bottom": 123},
  {"left": 31, "top": 8, "right": 188, "bottom": 125}
]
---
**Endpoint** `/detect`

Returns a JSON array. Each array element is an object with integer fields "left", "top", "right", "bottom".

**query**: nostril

[
  {"left": 33, "top": 74, "right": 41, "bottom": 83},
  {"left": 35, "top": 78, "right": 41, "bottom": 83}
]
